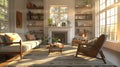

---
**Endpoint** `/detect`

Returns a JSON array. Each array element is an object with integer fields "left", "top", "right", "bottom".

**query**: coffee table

[{"left": 46, "top": 42, "right": 64, "bottom": 53}]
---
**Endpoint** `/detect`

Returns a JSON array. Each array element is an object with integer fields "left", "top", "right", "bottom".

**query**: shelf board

[
  {"left": 27, "top": 25, "right": 43, "bottom": 27},
  {"left": 75, "top": 26, "right": 92, "bottom": 28},
  {"left": 75, "top": 19, "right": 92, "bottom": 20},
  {"left": 27, "top": 19, "right": 44, "bottom": 23},
  {"left": 27, "top": 7, "right": 44, "bottom": 9},
  {"left": 75, "top": 6, "right": 92, "bottom": 9},
  {"left": 27, "top": 13, "right": 44, "bottom": 16},
  {"left": 75, "top": 14, "right": 92, "bottom": 15},
  {"left": 46, "top": 26, "right": 72, "bottom": 28},
  {"left": 27, "top": 19, "right": 44, "bottom": 21}
]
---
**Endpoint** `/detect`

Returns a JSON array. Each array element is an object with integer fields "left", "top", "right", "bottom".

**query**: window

[
  {"left": 0, "top": 0, "right": 9, "bottom": 32},
  {"left": 99, "top": 0, "right": 118, "bottom": 41},
  {"left": 100, "top": 0, "right": 105, "bottom": 10},
  {"left": 106, "top": 7, "right": 117, "bottom": 40},
  {"left": 49, "top": 5, "right": 68, "bottom": 27}
]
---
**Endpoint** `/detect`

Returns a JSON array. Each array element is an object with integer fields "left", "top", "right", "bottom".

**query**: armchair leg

[
  {"left": 75, "top": 53, "right": 78, "bottom": 57},
  {"left": 99, "top": 50, "right": 106, "bottom": 64},
  {"left": 75, "top": 44, "right": 81, "bottom": 57}
]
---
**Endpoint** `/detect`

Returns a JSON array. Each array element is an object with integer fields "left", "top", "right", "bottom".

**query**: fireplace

[{"left": 52, "top": 31, "right": 67, "bottom": 44}]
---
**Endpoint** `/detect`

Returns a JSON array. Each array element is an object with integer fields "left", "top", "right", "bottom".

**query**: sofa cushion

[
  {"left": 0, "top": 40, "right": 42, "bottom": 52},
  {"left": 0, "top": 44, "right": 27, "bottom": 52}
]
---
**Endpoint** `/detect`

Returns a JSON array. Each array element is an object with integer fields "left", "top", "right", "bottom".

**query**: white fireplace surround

[{"left": 48, "top": 27, "right": 71, "bottom": 44}]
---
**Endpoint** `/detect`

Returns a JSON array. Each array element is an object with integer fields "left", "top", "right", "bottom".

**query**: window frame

[{"left": 49, "top": 5, "right": 68, "bottom": 26}]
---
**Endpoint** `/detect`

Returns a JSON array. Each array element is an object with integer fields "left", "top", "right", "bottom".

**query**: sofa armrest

[{"left": 0, "top": 40, "right": 22, "bottom": 53}]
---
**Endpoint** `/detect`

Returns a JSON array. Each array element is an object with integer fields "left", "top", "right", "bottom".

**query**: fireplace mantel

[{"left": 47, "top": 26, "right": 71, "bottom": 29}]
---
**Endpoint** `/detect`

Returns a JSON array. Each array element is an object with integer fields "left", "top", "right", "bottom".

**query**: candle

[{"left": 82, "top": 34, "right": 85, "bottom": 38}]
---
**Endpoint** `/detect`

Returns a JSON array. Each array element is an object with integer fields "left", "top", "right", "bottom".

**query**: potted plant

[
  {"left": 52, "top": 37, "right": 59, "bottom": 43},
  {"left": 48, "top": 18, "right": 53, "bottom": 26},
  {"left": 43, "top": 36, "right": 50, "bottom": 45},
  {"left": 83, "top": 0, "right": 92, "bottom": 7}
]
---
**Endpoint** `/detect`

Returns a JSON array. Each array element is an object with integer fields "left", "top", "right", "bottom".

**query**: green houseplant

[
  {"left": 83, "top": 0, "right": 92, "bottom": 7},
  {"left": 43, "top": 36, "right": 50, "bottom": 45},
  {"left": 52, "top": 37, "right": 59, "bottom": 43},
  {"left": 48, "top": 18, "right": 53, "bottom": 26}
]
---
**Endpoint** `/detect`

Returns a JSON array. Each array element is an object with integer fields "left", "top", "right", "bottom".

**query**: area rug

[{"left": 6, "top": 45, "right": 117, "bottom": 67}]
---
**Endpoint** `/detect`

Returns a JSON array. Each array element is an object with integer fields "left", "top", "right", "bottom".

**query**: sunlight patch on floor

[
  {"left": 78, "top": 55, "right": 97, "bottom": 61},
  {"left": 63, "top": 49, "right": 76, "bottom": 54}
]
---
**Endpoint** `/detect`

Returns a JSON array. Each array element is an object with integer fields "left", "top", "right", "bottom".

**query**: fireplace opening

[{"left": 52, "top": 31, "right": 67, "bottom": 44}]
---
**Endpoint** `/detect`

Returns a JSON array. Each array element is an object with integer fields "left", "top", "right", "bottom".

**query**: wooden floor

[
  {"left": 0, "top": 55, "right": 19, "bottom": 67},
  {"left": 0, "top": 51, "right": 31, "bottom": 67}
]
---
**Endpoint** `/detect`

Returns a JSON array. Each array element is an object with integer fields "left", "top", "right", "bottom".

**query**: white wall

[
  {"left": 13, "top": 0, "right": 26, "bottom": 33},
  {"left": 103, "top": 41, "right": 120, "bottom": 67},
  {"left": 9, "top": 0, "right": 15, "bottom": 32},
  {"left": 44, "top": 0, "right": 75, "bottom": 44}
]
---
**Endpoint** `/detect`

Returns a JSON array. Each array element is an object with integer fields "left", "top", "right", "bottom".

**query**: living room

[{"left": 0, "top": 0, "right": 120, "bottom": 67}]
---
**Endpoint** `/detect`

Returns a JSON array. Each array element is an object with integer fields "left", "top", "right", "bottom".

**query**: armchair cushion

[{"left": 87, "top": 37, "right": 97, "bottom": 47}]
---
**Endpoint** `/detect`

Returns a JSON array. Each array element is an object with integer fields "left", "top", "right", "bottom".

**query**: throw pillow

[
  {"left": 18, "top": 33, "right": 27, "bottom": 41},
  {"left": 26, "top": 33, "right": 36, "bottom": 40},
  {"left": 4, "top": 35, "right": 12, "bottom": 43},
  {"left": 0, "top": 35, "right": 6, "bottom": 42},
  {"left": 0, "top": 37, "right": 4, "bottom": 48},
  {"left": 5, "top": 33, "right": 22, "bottom": 42},
  {"left": 0, "top": 35, "right": 8, "bottom": 46}
]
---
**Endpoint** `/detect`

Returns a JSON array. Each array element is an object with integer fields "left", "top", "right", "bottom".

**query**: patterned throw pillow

[
  {"left": 26, "top": 33, "right": 36, "bottom": 40},
  {"left": 0, "top": 37, "right": 4, "bottom": 48}
]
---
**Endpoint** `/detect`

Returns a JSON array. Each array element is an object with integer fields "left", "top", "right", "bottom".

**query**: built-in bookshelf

[
  {"left": 26, "top": 0, "right": 44, "bottom": 39},
  {"left": 75, "top": 0, "right": 93, "bottom": 39}
]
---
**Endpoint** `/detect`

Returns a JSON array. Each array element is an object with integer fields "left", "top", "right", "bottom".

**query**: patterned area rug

[{"left": 6, "top": 45, "right": 117, "bottom": 67}]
